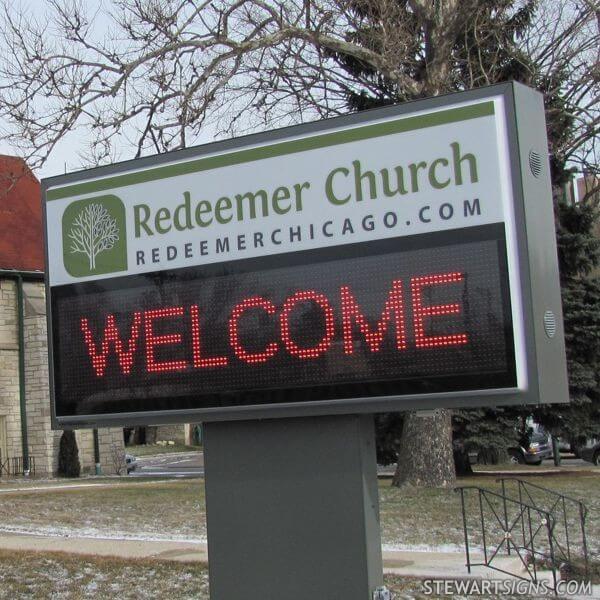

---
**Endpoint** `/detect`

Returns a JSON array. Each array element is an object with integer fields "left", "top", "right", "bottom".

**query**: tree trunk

[
  {"left": 145, "top": 426, "right": 158, "bottom": 444},
  {"left": 453, "top": 445, "right": 473, "bottom": 476},
  {"left": 392, "top": 409, "right": 456, "bottom": 488}
]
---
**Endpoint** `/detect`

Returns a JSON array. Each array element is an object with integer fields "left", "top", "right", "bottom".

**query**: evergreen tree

[
  {"left": 58, "top": 430, "right": 81, "bottom": 478},
  {"left": 337, "top": 0, "right": 599, "bottom": 478},
  {"left": 452, "top": 409, "right": 521, "bottom": 471},
  {"left": 330, "top": 0, "right": 538, "bottom": 105},
  {"left": 533, "top": 201, "right": 600, "bottom": 445},
  {"left": 375, "top": 412, "right": 403, "bottom": 465},
  {"left": 334, "top": 0, "right": 539, "bottom": 483}
]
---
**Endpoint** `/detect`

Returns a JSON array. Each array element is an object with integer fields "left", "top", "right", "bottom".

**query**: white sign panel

[{"left": 47, "top": 99, "right": 509, "bottom": 284}]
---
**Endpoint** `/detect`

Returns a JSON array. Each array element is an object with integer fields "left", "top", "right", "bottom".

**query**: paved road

[
  {"left": 129, "top": 451, "right": 398, "bottom": 478},
  {"left": 129, "top": 451, "right": 204, "bottom": 478},
  {"left": 128, "top": 450, "right": 592, "bottom": 478}
]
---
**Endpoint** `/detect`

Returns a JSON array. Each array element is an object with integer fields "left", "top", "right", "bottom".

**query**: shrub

[{"left": 57, "top": 430, "right": 81, "bottom": 478}]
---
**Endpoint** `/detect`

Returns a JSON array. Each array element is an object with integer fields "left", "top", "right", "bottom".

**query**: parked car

[
  {"left": 125, "top": 454, "right": 138, "bottom": 474},
  {"left": 507, "top": 429, "right": 553, "bottom": 465},
  {"left": 580, "top": 441, "right": 600, "bottom": 466},
  {"left": 556, "top": 436, "right": 591, "bottom": 457}
]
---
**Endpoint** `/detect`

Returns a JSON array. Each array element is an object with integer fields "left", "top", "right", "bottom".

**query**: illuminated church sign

[{"left": 43, "top": 83, "right": 567, "bottom": 428}]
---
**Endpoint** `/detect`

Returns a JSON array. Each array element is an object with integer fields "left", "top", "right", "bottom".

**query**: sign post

[
  {"left": 204, "top": 415, "right": 383, "bottom": 598},
  {"left": 43, "top": 82, "right": 567, "bottom": 598}
]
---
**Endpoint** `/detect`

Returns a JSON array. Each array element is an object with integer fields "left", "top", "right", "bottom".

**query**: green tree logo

[
  {"left": 62, "top": 195, "right": 127, "bottom": 277},
  {"left": 68, "top": 202, "right": 119, "bottom": 270}
]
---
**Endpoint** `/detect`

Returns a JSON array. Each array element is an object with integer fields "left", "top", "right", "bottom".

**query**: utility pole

[{"left": 93, "top": 429, "right": 102, "bottom": 475}]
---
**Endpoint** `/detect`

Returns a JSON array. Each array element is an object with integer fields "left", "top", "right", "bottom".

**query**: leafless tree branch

[{"left": 0, "top": 0, "right": 595, "bottom": 184}]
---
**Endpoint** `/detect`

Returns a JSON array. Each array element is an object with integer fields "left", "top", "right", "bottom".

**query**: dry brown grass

[
  {"left": 0, "top": 548, "right": 209, "bottom": 599},
  {"left": 0, "top": 549, "right": 542, "bottom": 599},
  {"left": 0, "top": 472, "right": 596, "bottom": 554}
]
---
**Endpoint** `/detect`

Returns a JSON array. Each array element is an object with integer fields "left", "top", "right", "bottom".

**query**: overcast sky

[
  {"left": 0, "top": 135, "right": 83, "bottom": 180},
  {"left": 0, "top": 0, "right": 237, "bottom": 182},
  {"left": 0, "top": 0, "right": 100, "bottom": 180},
  {"left": 0, "top": 0, "right": 593, "bottom": 183}
]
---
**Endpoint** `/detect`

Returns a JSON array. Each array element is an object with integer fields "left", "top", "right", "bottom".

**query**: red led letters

[
  {"left": 80, "top": 271, "right": 468, "bottom": 377},
  {"left": 411, "top": 272, "right": 468, "bottom": 348},
  {"left": 81, "top": 313, "right": 142, "bottom": 377},
  {"left": 144, "top": 307, "right": 188, "bottom": 373},
  {"left": 280, "top": 290, "right": 335, "bottom": 359},
  {"left": 340, "top": 280, "right": 406, "bottom": 354},
  {"left": 191, "top": 304, "right": 229, "bottom": 368},
  {"left": 229, "top": 297, "right": 279, "bottom": 364}
]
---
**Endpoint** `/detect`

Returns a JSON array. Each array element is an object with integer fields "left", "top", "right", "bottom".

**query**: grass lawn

[
  {"left": 0, "top": 474, "right": 596, "bottom": 597},
  {"left": 0, "top": 472, "right": 597, "bottom": 558},
  {"left": 0, "top": 480, "right": 206, "bottom": 541},
  {"left": 380, "top": 472, "right": 599, "bottom": 554},
  {"left": 0, "top": 549, "right": 208, "bottom": 599},
  {"left": 0, "top": 549, "right": 537, "bottom": 600}
]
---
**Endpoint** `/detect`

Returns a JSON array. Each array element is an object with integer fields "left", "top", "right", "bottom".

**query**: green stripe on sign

[{"left": 47, "top": 101, "right": 495, "bottom": 201}]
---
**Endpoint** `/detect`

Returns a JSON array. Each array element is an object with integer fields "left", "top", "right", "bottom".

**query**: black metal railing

[
  {"left": 456, "top": 485, "right": 559, "bottom": 591},
  {"left": 0, "top": 454, "right": 36, "bottom": 476},
  {"left": 456, "top": 479, "right": 590, "bottom": 592},
  {"left": 497, "top": 478, "right": 589, "bottom": 580}
]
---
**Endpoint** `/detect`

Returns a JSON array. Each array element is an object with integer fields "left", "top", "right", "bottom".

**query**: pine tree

[
  {"left": 337, "top": 0, "right": 600, "bottom": 479},
  {"left": 331, "top": 0, "right": 538, "bottom": 105},
  {"left": 533, "top": 201, "right": 600, "bottom": 445},
  {"left": 58, "top": 430, "right": 81, "bottom": 478},
  {"left": 333, "top": 0, "right": 539, "bottom": 485}
]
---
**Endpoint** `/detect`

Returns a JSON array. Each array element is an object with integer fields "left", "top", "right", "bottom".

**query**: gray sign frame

[{"left": 43, "top": 81, "right": 568, "bottom": 429}]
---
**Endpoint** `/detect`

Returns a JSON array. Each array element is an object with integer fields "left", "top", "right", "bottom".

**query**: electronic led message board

[{"left": 43, "top": 82, "right": 568, "bottom": 428}]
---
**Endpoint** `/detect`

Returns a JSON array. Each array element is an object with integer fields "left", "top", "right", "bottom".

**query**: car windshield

[{"left": 531, "top": 431, "right": 548, "bottom": 443}]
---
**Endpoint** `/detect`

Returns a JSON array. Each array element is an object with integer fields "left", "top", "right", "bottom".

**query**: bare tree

[
  {"left": 519, "top": 0, "right": 599, "bottom": 198},
  {"left": 0, "top": 1, "right": 595, "bottom": 175},
  {"left": 110, "top": 441, "right": 127, "bottom": 476},
  {"left": 68, "top": 203, "right": 119, "bottom": 270},
  {"left": 0, "top": 0, "right": 596, "bottom": 487}
]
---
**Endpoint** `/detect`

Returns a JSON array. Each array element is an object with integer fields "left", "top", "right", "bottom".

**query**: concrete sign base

[{"left": 204, "top": 414, "right": 383, "bottom": 599}]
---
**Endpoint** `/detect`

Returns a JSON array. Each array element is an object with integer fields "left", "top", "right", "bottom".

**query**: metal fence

[
  {"left": 0, "top": 454, "right": 36, "bottom": 476},
  {"left": 498, "top": 478, "right": 589, "bottom": 580},
  {"left": 456, "top": 479, "right": 590, "bottom": 592}
]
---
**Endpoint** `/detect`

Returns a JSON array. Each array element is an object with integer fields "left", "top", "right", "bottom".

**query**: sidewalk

[
  {"left": 0, "top": 531, "right": 529, "bottom": 579},
  {"left": 1, "top": 531, "right": 598, "bottom": 597},
  {"left": 0, "top": 532, "right": 208, "bottom": 563}
]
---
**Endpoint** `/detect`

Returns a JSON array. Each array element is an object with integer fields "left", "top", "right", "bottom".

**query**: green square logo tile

[{"left": 62, "top": 195, "right": 127, "bottom": 277}]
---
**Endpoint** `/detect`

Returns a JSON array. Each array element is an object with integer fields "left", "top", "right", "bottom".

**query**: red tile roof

[{"left": 0, "top": 156, "right": 43, "bottom": 272}]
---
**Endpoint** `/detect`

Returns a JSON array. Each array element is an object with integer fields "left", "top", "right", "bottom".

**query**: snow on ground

[
  {"left": 0, "top": 474, "right": 596, "bottom": 558},
  {"left": 0, "top": 549, "right": 210, "bottom": 599},
  {"left": 0, "top": 523, "right": 207, "bottom": 544},
  {"left": 0, "top": 523, "right": 473, "bottom": 553}
]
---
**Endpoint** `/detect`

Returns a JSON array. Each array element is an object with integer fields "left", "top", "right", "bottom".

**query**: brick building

[{"left": 0, "top": 156, "right": 124, "bottom": 476}]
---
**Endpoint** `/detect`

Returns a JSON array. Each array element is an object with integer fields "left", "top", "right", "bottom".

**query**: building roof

[{"left": 0, "top": 156, "right": 43, "bottom": 272}]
